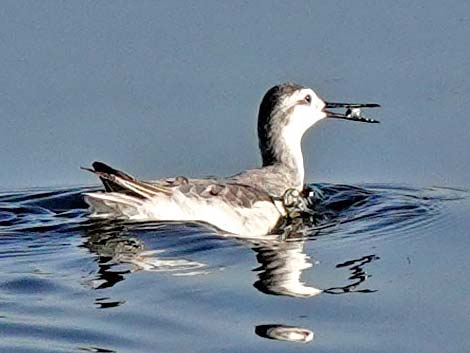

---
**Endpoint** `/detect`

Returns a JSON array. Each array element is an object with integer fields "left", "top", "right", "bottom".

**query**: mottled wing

[
  {"left": 86, "top": 162, "right": 274, "bottom": 209},
  {"left": 230, "top": 166, "right": 296, "bottom": 199},
  {"left": 171, "top": 180, "right": 274, "bottom": 208}
]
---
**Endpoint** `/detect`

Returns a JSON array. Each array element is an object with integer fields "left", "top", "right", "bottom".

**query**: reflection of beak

[{"left": 323, "top": 102, "right": 381, "bottom": 123}]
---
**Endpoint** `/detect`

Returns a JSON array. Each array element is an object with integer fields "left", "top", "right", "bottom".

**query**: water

[{"left": 1, "top": 184, "right": 468, "bottom": 352}]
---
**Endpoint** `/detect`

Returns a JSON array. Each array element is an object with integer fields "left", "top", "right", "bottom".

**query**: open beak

[{"left": 323, "top": 102, "right": 381, "bottom": 123}]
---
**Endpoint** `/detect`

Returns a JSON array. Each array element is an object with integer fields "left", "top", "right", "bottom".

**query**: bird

[{"left": 83, "top": 83, "right": 379, "bottom": 236}]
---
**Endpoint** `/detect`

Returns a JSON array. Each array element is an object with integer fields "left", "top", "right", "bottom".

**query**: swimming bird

[{"left": 83, "top": 83, "right": 379, "bottom": 236}]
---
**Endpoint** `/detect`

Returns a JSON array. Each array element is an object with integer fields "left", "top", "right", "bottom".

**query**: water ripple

[
  {"left": 0, "top": 183, "right": 465, "bottom": 243},
  {"left": 0, "top": 183, "right": 467, "bottom": 352},
  {"left": 284, "top": 183, "right": 467, "bottom": 244}
]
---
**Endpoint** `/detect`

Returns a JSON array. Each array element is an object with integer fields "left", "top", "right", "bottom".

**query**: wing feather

[
  {"left": 84, "top": 162, "right": 276, "bottom": 209},
  {"left": 83, "top": 161, "right": 172, "bottom": 199}
]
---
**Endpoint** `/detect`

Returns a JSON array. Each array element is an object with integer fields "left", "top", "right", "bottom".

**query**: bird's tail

[
  {"left": 81, "top": 161, "right": 136, "bottom": 192},
  {"left": 82, "top": 161, "right": 172, "bottom": 218}
]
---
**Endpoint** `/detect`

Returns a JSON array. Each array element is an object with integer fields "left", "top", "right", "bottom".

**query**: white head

[
  {"left": 257, "top": 84, "right": 325, "bottom": 169},
  {"left": 257, "top": 83, "right": 379, "bottom": 184}
]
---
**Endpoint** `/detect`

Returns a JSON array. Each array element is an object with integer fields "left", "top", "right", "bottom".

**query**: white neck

[
  {"left": 279, "top": 123, "right": 305, "bottom": 188},
  {"left": 258, "top": 87, "right": 325, "bottom": 190}
]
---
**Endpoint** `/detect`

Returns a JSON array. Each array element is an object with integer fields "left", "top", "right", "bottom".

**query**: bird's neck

[{"left": 260, "top": 124, "right": 305, "bottom": 190}]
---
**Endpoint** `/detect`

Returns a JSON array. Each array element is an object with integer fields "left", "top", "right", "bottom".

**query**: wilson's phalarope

[{"left": 83, "top": 83, "right": 379, "bottom": 236}]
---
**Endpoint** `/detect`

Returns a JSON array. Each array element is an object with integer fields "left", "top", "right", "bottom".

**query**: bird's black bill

[
  {"left": 324, "top": 101, "right": 381, "bottom": 123},
  {"left": 325, "top": 102, "right": 381, "bottom": 109}
]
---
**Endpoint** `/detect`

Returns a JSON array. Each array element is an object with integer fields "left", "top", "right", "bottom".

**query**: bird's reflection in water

[
  {"left": 251, "top": 239, "right": 322, "bottom": 298},
  {"left": 325, "top": 254, "right": 379, "bottom": 294},
  {"left": 250, "top": 236, "right": 378, "bottom": 343},
  {"left": 82, "top": 220, "right": 378, "bottom": 342},
  {"left": 252, "top": 238, "right": 378, "bottom": 297},
  {"left": 82, "top": 221, "right": 207, "bottom": 292}
]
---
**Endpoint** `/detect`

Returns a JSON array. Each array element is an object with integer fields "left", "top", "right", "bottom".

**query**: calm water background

[
  {"left": 1, "top": 1, "right": 469, "bottom": 188},
  {"left": 1, "top": 1, "right": 470, "bottom": 352}
]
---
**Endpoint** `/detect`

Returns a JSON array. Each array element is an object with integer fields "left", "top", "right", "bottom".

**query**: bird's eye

[{"left": 304, "top": 95, "right": 312, "bottom": 104}]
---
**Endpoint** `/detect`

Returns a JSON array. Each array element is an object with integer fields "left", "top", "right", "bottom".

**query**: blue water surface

[{"left": 0, "top": 184, "right": 468, "bottom": 353}]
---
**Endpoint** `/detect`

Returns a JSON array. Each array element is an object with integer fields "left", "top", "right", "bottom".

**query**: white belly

[{"left": 84, "top": 190, "right": 284, "bottom": 237}]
